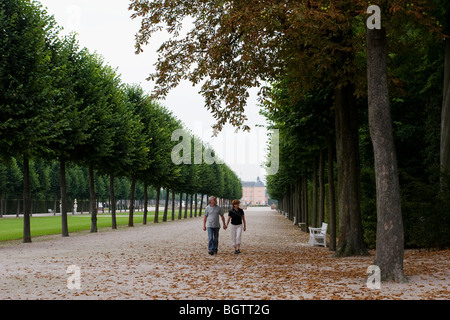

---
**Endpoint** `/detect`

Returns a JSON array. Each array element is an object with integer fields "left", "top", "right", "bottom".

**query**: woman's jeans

[{"left": 207, "top": 227, "right": 220, "bottom": 252}]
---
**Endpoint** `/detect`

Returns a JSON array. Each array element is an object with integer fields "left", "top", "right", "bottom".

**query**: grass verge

[{"left": 0, "top": 210, "right": 204, "bottom": 242}]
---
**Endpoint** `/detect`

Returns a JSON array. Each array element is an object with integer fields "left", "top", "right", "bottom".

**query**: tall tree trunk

[
  {"left": 143, "top": 182, "right": 148, "bottom": 225},
  {"left": 293, "top": 181, "right": 297, "bottom": 223},
  {"left": 294, "top": 180, "right": 299, "bottom": 225},
  {"left": 22, "top": 155, "right": 32, "bottom": 243},
  {"left": 128, "top": 177, "right": 136, "bottom": 227},
  {"left": 194, "top": 193, "right": 198, "bottom": 217},
  {"left": 287, "top": 186, "right": 291, "bottom": 220},
  {"left": 199, "top": 194, "right": 204, "bottom": 217},
  {"left": 171, "top": 190, "right": 175, "bottom": 221},
  {"left": 312, "top": 156, "right": 318, "bottom": 228},
  {"left": 334, "top": 84, "right": 368, "bottom": 257},
  {"left": 328, "top": 133, "right": 337, "bottom": 251},
  {"left": 285, "top": 194, "right": 288, "bottom": 216},
  {"left": 367, "top": 27, "right": 406, "bottom": 282},
  {"left": 178, "top": 192, "right": 183, "bottom": 220},
  {"left": 89, "top": 162, "right": 97, "bottom": 233},
  {"left": 154, "top": 187, "right": 160, "bottom": 223},
  {"left": 299, "top": 177, "right": 304, "bottom": 224},
  {"left": 53, "top": 194, "right": 57, "bottom": 216},
  {"left": 295, "top": 180, "right": 303, "bottom": 224},
  {"left": 319, "top": 149, "right": 325, "bottom": 226},
  {"left": 441, "top": 35, "right": 450, "bottom": 189},
  {"left": 189, "top": 193, "right": 193, "bottom": 218},
  {"left": 184, "top": 193, "right": 188, "bottom": 219},
  {"left": 163, "top": 187, "right": 169, "bottom": 222},
  {"left": 16, "top": 198, "right": 20, "bottom": 217},
  {"left": 303, "top": 172, "right": 309, "bottom": 227},
  {"left": 110, "top": 172, "right": 117, "bottom": 229},
  {"left": 297, "top": 179, "right": 302, "bottom": 225},
  {"left": 60, "top": 158, "right": 69, "bottom": 237}
]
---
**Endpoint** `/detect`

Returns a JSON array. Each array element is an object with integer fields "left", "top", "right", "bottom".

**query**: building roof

[{"left": 241, "top": 177, "right": 265, "bottom": 188}]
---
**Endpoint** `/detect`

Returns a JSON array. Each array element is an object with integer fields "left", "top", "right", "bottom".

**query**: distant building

[{"left": 241, "top": 177, "right": 268, "bottom": 205}]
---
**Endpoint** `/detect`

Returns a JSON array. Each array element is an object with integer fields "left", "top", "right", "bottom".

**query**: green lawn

[{"left": 0, "top": 210, "right": 204, "bottom": 242}]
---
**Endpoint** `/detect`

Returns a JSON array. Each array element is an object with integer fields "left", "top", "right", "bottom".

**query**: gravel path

[{"left": 0, "top": 208, "right": 448, "bottom": 300}]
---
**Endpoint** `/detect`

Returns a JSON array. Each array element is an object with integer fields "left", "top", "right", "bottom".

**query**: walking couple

[{"left": 202, "top": 196, "right": 246, "bottom": 255}]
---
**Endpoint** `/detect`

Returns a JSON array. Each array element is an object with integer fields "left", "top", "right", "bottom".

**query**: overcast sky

[{"left": 39, "top": 0, "right": 270, "bottom": 183}]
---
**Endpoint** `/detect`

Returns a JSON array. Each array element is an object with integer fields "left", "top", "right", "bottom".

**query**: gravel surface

[{"left": 0, "top": 208, "right": 448, "bottom": 300}]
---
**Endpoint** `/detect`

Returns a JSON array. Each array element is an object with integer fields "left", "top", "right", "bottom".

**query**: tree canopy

[{"left": 0, "top": 0, "right": 242, "bottom": 242}]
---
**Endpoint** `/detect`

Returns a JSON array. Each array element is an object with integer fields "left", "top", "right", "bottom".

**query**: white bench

[
  {"left": 298, "top": 223, "right": 307, "bottom": 232},
  {"left": 309, "top": 223, "right": 328, "bottom": 248}
]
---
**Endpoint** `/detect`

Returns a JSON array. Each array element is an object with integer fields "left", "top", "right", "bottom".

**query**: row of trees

[
  {"left": 0, "top": 158, "right": 165, "bottom": 216},
  {"left": 262, "top": 2, "right": 450, "bottom": 280},
  {"left": 0, "top": 157, "right": 240, "bottom": 217},
  {"left": 0, "top": 0, "right": 242, "bottom": 242},
  {"left": 129, "top": 0, "right": 450, "bottom": 282}
]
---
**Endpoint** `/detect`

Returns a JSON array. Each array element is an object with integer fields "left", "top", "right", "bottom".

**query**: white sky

[{"left": 39, "top": 0, "right": 270, "bottom": 183}]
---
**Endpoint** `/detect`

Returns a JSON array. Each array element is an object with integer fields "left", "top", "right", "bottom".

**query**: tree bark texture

[
  {"left": 89, "top": 163, "right": 97, "bottom": 233},
  {"left": 178, "top": 192, "right": 183, "bottom": 220},
  {"left": 312, "top": 158, "right": 318, "bottom": 228},
  {"left": 319, "top": 149, "right": 325, "bottom": 226},
  {"left": 154, "top": 187, "right": 160, "bottom": 223},
  {"left": 189, "top": 194, "right": 193, "bottom": 218},
  {"left": 184, "top": 192, "right": 188, "bottom": 219},
  {"left": 171, "top": 190, "right": 176, "bottom": 221},
  {"left": 143, "top": 182, "right": 148, "bottom": 225},
  {"left": 328, "top": 134, "right": 337, "bottom": 251},
  {"left": 60, "top": 158, "right": 69, "bottom": 237},
  {"left": 128, "top": 177, "right": 136, "bottom": 227},
  {"left": 367, "top": 27, "right": 406, "bottom": 282},
  {"left": 199, "top": 194, "right": 204, "bottom": 217},
  {"left": 441, "top": 38, "right": 450, "bottom": 189},
  {"left": 194, "top": 193, "right": 198, "bottom": 217},
  {"left": 163, "top": 188, "right": 169, "bottom": 222},
  {"left": 110, "top": 173, "right": 117, "bottom": 229},
  {"left": 22, "top": 155, "right": 32, "bottom": 243},
  {"left": 334, "top": 84, "right": 368, "bottom": 257},
  {"left": 303, "top": 172, "right": 308, "bottom": 227}
]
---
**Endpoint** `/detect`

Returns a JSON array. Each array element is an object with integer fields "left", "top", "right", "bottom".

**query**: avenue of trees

[
  {"left": 262, "top": 1, "right": 450, "bottom": 265},
  {"left": 0, "top": 0, "right": 242, "bottom": 241},
  {"left": 130, "top": 0, "right": 450, "bottom": 282}
]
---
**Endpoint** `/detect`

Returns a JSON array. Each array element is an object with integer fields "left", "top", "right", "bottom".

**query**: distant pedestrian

[
  {"left": 203, "top": 196, "right": 226, "bottom": 255},
  {"left": 226, "top": 199, "right": 246, "bottom": 254}
]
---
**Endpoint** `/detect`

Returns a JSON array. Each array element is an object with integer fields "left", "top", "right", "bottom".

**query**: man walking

[{"left": 203, "top": 196, "right": 226, "bottom": 255}]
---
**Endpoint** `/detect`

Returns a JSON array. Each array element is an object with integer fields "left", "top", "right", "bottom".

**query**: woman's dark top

[{"left": 228, "top": 208, "right": 245, "bottom": 225}]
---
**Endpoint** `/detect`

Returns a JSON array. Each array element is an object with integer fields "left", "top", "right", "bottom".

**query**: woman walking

[{"left": 226, "top": 199, "right": 246, "bottom": 254}]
